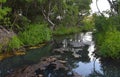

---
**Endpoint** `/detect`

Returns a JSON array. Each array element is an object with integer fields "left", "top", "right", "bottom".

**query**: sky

[{"left": 90, "top": 0, "right": 110, "bottom": 13}]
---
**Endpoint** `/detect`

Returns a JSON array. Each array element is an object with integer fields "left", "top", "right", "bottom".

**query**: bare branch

[
  {"left": 107, "top": 0, "right": 117, "bottom": 9},
  {"left": 41, "top": 6, "right": 55, "bottom": 30},
  {"left": 96, "top": 0, "right": 104, "bottom": 16}
]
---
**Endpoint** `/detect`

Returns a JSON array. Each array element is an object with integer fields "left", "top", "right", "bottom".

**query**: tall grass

[
  {"left": 19, "top": 24, "right": 51, "bottom": 46},
  {"left": 7, "top": 36, "right": 23, "bottom": 51}
]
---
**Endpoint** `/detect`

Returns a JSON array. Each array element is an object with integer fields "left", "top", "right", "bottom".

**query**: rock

[
  {"left": 53, "top": 60, "right": 68, "bottom": 70},
  {"left": 0, "top": 28, "right": 15, "bottom": 45},
  {"left": 70, "top": 41, "right": 84, "bottom": 48},
  {"left": 53, "top": 47, "right": 69, "bottom": 53},
  {"left": 0, "top": 27, "right": 16, "bottom": 52},
  {"left": 58, "top": 60, "right": 67, "bottom": 64},
  {"left": 6, "top": 56, "right": 68, "bottom": 77},
  {"left": 72, "top": 53, "right": 81, "bottom": 58},
  {"left": 38, "top": 74, "right": 43, "bottom": 77}
]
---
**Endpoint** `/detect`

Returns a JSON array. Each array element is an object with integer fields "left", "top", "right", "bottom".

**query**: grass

[
  {"left": 7, "top": 36, "right": 23, "bottom": 51},
  {"left": 18, "top": 24, "right": 51, "bottom": 46},
  {"left": 0, "top": 22, "right": 94, "bottom": 55}
]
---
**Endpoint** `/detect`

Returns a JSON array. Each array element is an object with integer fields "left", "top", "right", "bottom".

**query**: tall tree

[{"left": 3, "top": 0, "right": 92, "bottom": 30}]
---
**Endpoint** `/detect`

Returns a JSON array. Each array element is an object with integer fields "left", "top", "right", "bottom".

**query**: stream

[{"left": 0, "top": 32, "right": 120, "bottom": 77}]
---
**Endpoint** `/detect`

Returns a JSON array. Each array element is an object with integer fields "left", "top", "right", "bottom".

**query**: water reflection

[
  {"left": 0, "top": 44, "right": 53, "bottom": 77},
  {"left": 1, "top": 32, "right": 120, "bottom": 77},
  {"left": 59, "top": 32, "right": 120, "bottom": 77},
  {"left": 59, "top": 32, "right": 103, "bottom": 77}
]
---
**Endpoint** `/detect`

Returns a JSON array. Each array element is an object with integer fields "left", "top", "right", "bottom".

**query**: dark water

[{"left": 0, "top": 32, "right": 120, "bottom": 77}]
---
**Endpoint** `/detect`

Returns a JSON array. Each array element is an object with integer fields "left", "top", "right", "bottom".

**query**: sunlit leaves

[
  {"left": 0, "top": 0, "right": 7, "bottom": 3},
  {"left": 0, "top": 7, "right": 11, "bottom": 20},
  {"left": 99, "top": 30, "right": 120, "bottom": 59}
]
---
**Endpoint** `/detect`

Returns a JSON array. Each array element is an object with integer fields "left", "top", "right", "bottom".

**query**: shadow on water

[
  {"left": 0, "top": 44, "right": 53, "bottom": 77},
  {"left": 1, "top": 32, "right": 120, "bottom": 77}
]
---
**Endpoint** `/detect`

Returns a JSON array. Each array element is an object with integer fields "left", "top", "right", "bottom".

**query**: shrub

[
  {"left": 19, "top": 24, "right": 51, "bottom": 46},
  {"left": 99, "top": 30, "right": 120, "bottom": 59},
  {"left": 95, "top": 16, "right": 108, "bottom": 32},
  {"left": 7, "top": 36, "right": 23, "bottom": 51},
  {"left": 82, "top": 16, "right": 95, "bottom": 31},
  {"left": 94, "top": 32, "right": 105, "bottom": 46},
  {"left": 94, "top": 15, "right": 120, "bottom": 59}
]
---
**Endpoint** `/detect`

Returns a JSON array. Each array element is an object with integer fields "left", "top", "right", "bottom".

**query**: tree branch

[
  {"left": 42, "top": 6, "right": 55, "bottom": 30},
  {"left": 107, "top": 0, "right": 118, "bottom": 14},
  {"left": 96, "top": 0, "right": 104, "bottom": 16}
]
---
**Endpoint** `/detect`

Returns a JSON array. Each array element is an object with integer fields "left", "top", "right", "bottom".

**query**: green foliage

[
  {"left": 19, "top": 24, "right": 51, "bottom": 46},
  {"left": 1, "top": 17, "right": 11, "bottom": 26},
  {"left": 4, "top": 0, "right": 91, "bottom": 29},
  {"left": 0, "top": 0, "right": 92, "bottom": 53},
  {"left": 94, "top": 32, "right": 104, "bottom": 46},
  {"left": 93, "top": 15, "right": 109, "bottom": 32},
  {"left": 0, "top": 0, "right": 7, "bottom": 3},
  {"left": 59, "top": 0, "right": 91, "bottom": 27},
  {"left": 7, "top": 36, "right": 23, "bottom": 51},
  {"left": 0, "top": 7, "right": 11, "bottom": 20},
  {"left": 0, "top": 0, "right": 11, "bottom": 26},
  {"left": 99, "top": 30, "right": 120, "bottom": 59},
  {"left": 94, "top": 15, "right": 120, "bottom": 32},
  {"left": 13, "top": 16, "right": 31, "bottom": 31},
  {"left": 94, "top": 14, "right": 120, "bottom": 59},
  {"left": 82, "top": 16, "right": 95, "bottom": 31},
  {"left": 53, "top": 26, "right": 81, "bottom": 35},
  {"left": 107, "top": 15, "right": 120, "bottom": 30}
]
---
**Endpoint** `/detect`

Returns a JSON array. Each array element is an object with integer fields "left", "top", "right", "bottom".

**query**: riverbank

[
  {"left": 0, "top": 43, "right": 46, "bottom": 60},
  {"left": 0, "top": 25, "right": 83, "bottom": 60},
  {"left": 1, "top": 31, "right": 120, "bottom": 77}
]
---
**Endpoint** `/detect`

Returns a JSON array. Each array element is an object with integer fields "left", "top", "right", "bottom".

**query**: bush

[
  {"left": 94, "top": 32, "right": 105, "bottom": 46},
  {"left": 98, "top": 30, "right": 120, "bottom": 59},
  {"left": 82, "top": 16, "right": 95, "bottom": 31},
  {"left": 94, "top": 15, "right": 120, "bottom": 59},
  {"left": 7, "top": 36, "right": 23, "bottom": 51},
  {"left": 94, "top": 15, "right": 109, "bottom": 32},
  {"left": 19, "top": 24, "right": 51, "bottom": 46}
]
